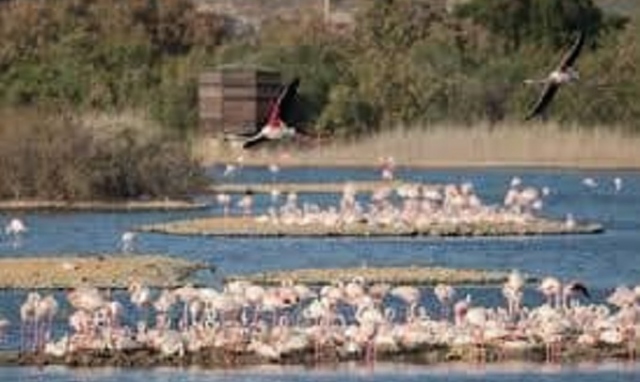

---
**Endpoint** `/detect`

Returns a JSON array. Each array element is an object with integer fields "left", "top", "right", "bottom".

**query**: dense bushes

[
  {"left": 0, "top": 109, "right": 206, "bottom": 200},
  {"left": 0, "top": 0, "right": 639, "bottom": 138}
]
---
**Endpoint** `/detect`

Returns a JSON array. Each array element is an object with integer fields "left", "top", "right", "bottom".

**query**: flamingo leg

[
  {"left": 19, "top": 319, "right": 27, "bottom": 354},
  {"left": 33, "top": 317, "right": 40, "bottom": 353}
]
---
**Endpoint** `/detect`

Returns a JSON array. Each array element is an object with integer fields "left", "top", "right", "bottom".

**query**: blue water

[
  {"left": 1, "top": 362, "right": 639, "bottom": 382},
  {"left": 1, "top": 166, "right": 640, "bottom": 381}
]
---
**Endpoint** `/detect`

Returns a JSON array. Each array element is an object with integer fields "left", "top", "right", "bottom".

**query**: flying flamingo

[
  {"left": 235, "top": 77, "right": 307, "bottom": 149},
  {"left": 525, "top": 31, "right": 585, "bottom": 120}
]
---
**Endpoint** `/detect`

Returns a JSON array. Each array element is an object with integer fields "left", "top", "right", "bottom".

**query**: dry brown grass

[{"left": 199, "top": 123, "right": 640, "bottom": 169}]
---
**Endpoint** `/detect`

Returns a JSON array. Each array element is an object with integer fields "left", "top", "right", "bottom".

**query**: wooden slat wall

[{"left": 199, "top": 68, "right": 283, "bottom": 135}]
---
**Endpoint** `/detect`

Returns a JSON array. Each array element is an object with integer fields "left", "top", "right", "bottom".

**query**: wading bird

[
  {"left": 234, "top": 77, "right": 307, "bottom": 149},
  {"left": 525, "top": 32, "right": 585, "bottom": 120},
  {"left": 121, "top": 231, "right": 136, "bottom": 253},
  {"left": 5, "top": 217, "right": 27, "bottom": 248}
]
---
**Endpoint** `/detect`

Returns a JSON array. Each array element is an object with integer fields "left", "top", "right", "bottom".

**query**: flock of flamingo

[
  {"left": 215, "top": 158, "right": 622, "bottom": 232},
  {"left": 6, "top": 270, "right": 640, "bottom": 366},
  {"left": 0, "top": 157, "right": 631, "bottom": 369}
]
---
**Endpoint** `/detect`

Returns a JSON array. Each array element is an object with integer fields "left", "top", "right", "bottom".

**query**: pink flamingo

[
  {"left": 538, "top": 276, "right": 562, "bottom": 308},
  {"left": 390, "top": 286, "right": 421, "bottom": 322},
  {"left": 128, "top": 281, "right": 152, "bottom": 326},
  {"left": 434, "top": 283, "right": 456, "bottom": 321},
  {"left": 154, "top": 289, "right": 177, "bottom": 331},
  {"left": 20, "top": 292, "right": 40, "bottom": 353},
  {"left": 34, "top": 294, "right": 58, "bottom": 351},
  {"left": 0, "top": 317, "right": 9, "bottom": 342}
]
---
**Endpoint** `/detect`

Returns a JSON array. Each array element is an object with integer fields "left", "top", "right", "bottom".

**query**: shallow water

[
  {"left": 1, "top": 166, "right": 639, "bottom": 381},
  {"left": 2, "top": 362, "right": 640, "bottom": 382}
]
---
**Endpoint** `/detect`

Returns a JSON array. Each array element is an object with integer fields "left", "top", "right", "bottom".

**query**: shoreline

[
  {"left": 0, "top": 255, "right": 213, "bottom": 289},
  {"left": 224, "top": 266, "right": 538, "bottom": 286},
  {"left": 217, "top": 159, "right": 640, "bottom": 172},
  {"left": 138, "top": 216, "right": 604, "bottom": 238},
  {"left": 1, "top": 343, "right": 635, "bottom": 369}
]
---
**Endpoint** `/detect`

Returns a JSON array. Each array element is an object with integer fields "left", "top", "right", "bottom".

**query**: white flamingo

[
  {"left": 121, "top": 231, "right": 136, "bottom": 253},
  {"left": 5, "top": 217, "right": 27, "bottom": 248}
]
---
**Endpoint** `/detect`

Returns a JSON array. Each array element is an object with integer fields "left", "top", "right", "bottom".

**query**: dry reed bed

[
  {"left": 137, "top": 216, "right": 603, "bottom": 237},
  {"left": 0, "top": 199, "right": 208, "bottom": 212},
  {"left": 208, "top": 180, "right": 431, "bottom": 194},
  {"left": 225, "top": 266, "right": 535, "bottom": 286},
  {"left": 0, "top": 255, "right": 212, "bottom": 289},
  {"left": 199, "top": 123, "right": 640, "bottom": 169}
]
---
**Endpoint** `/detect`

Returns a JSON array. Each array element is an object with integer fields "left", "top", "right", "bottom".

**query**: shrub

[{"left": 0, "top": 109, "right": 206, "bottom": 200}]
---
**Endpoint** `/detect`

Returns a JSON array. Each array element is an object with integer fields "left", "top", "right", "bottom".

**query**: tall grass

[
  {"left": 205, "top": 123, "right": 640, "bottom": 168},
  {"left": 0, "top": 109, "right": 206, "bottom": 200}
]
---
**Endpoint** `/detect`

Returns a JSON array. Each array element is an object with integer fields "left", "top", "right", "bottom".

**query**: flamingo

[
  {"left": 0, "top": 317, "right": 9, "bottom": 347},
  {"left": 34, "top": 294, "right": 58, "bottom": 351},
  {"left": 564, "top": 213, "right": 576, "bottom": 229},
  {"left": 464, "top": 307, "right": 488, "bottom": 363},
  {"left": 128, "top": 281, "right": 152, "bottom": 326},
  {"left": 121, "top": 231, "right": 136, "bottom": 253},
  {"left": 525, "top": 31, "right": 585, "bottom": 120},
  {"left": 613, "top": 177, "right": 623, "bottom": 192},
  {"left": 434, "top": 283, "right": 456, "bottom": 321},
  {"left": 539, "top": 276, "right": 562, "bottom": 308},
  {"left": 268, "top": 163, "right": 280, "bottom": 183},
  {"left": 5, "top": 217, "right": 27, "bottom": 248},
  {"left": 222, "top": 163, "right": 237, "bottom": 178},
  {"left": 582, "top": 177, "right": 598, "bottom": 188},
  {"left": 216, "top": 193, "right": 231, "bottom": 217},
  {"left": 390, "top": 286, "right": 421, "bottom": 323},
  {"left": 20, "top": 292, "right": 40, "bottom": 353},
  {"left": 503, "top": 270, "right": 525, "bottom": 319},
  {"left": 154, "top": 289, "right": 177, "bottom": 331},
  {"left": 562, "top": 281, "right": 590, "bottom": 308},
  {"left": 237, "top": 77, "right": 307, "bottom": 149},
  {"left": 355, "top": 301, "right": 385, "bottom": 364},
  {"left": 237, "top": 192, "right": 254, "bottom": 216},
  {"left": 379, "top": 156, "right": 396, "bottom": 181}
]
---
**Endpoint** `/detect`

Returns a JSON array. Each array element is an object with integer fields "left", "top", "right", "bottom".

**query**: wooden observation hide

[{"left": 198, "top": 66, "right": 283, "bottom": 135}]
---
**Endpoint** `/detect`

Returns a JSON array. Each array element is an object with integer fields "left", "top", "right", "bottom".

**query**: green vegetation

[
  {"left": 0, "top": 0, "right": 639, "bottom": 141},
  {"left": 0, "top": 109, "right": 206, "bottom": 200}
]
